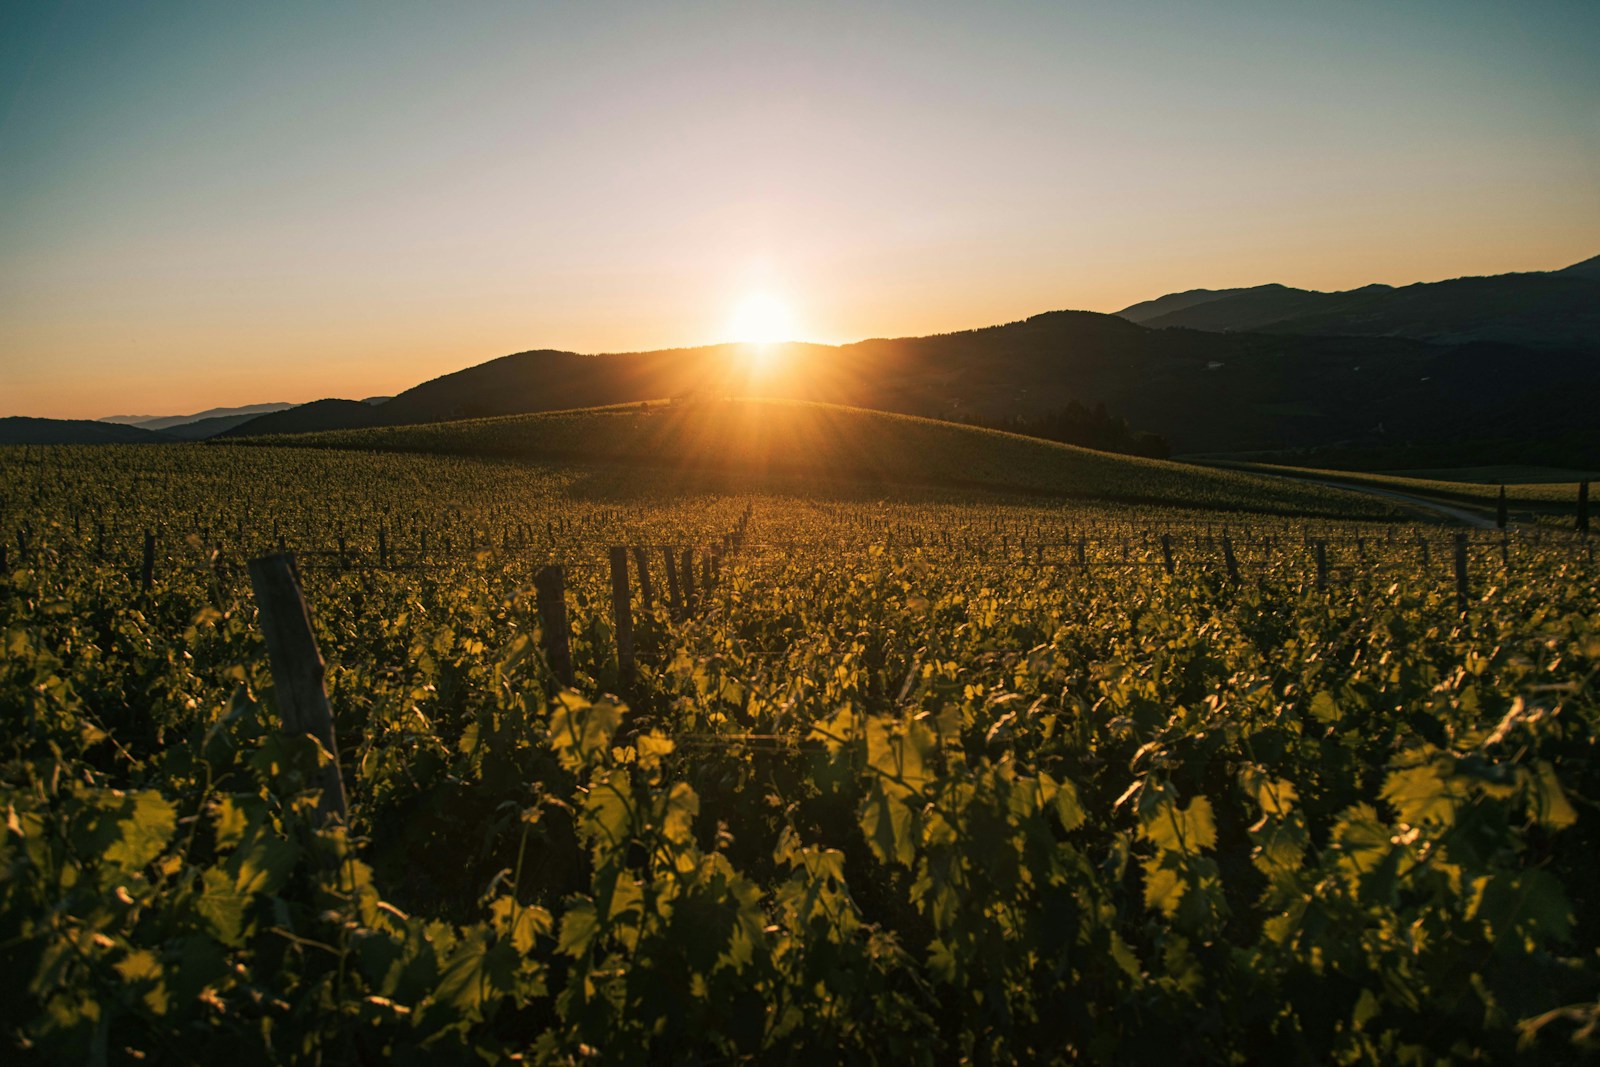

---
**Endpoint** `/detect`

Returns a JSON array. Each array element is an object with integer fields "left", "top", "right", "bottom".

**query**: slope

[
  {"left": 218, "top": 307, "right": 1600, "bottom": 464},
  {"left": 215, "top": 399, "right": 385, "bottom": 438},
  {"left": 239, "top": 398, "right": 1397, "bottom": 517}
]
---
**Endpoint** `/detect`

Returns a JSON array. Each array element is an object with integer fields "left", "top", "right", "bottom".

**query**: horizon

[
  {"left": 12, "top": 247, "right": 1597, "bottom": 423},
  {"left": 4, "top": 1, "right": 1598, "bottom": 420}
]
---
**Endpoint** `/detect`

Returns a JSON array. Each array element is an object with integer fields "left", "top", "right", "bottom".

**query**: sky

[{"left": 2, "top": 1, "right": 1596, "bottom": 420}]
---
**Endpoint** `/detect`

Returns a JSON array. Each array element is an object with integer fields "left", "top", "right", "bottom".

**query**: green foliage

[{"left": 0, "top": 444, "right": 1596, "bottom": 1063}]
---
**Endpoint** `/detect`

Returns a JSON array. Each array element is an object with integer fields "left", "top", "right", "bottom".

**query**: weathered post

[
  {"left": 1453, "top": 532, "right": 1469, "bottom": 611},
  {"left": 1579, "top": 480, "right": 1590, "bottom": 536},
  {"left": 1314, "top": 541, "right": 1328, "bottom": 592},
  {"left": 663, "top": 547, "right": 684, "bottom": 619},
  {"left": 1417, "top": 535, "right": 1430, "bottom": 571},
  {"left": 631, "top": 546, "right": 655, "bottom": 611},
  {"left": 1496, "top": 486, "right": 1507, "bottom": 531},
  {"left": 1221, "top": 535, "right": 1240, "bottom": 585},
  {"left": 609, "top": 547, "right": 635, "bottom": 681},
  {"left": 1159, "top": 533, "right": 1174, "bottom": 576},
  {"left": 248, "top": 553, "right": 349, "bottom": 824},
  {"left": 534, "top": 565, "right": 575, "bottom": 687},
  {"left": 1076, "top": 536, "right": 1087, "bottom": 569},
  {"left": 378, "top": 526, "right": 388, "bottom": 568}
]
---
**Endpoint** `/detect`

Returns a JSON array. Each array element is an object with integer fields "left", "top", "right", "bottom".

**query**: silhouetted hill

[
  {"left": 0, "top": 418, "right": 174, "bottom": 445},
  {"left": 218, "top": 399, "right": 384, "bottom": 438},
  {"left": 1120, "top": 257, "right": 1600, "bottom": 348},
  {"left": 226, "top": 310, "right": 1600, "bottom": 464}
]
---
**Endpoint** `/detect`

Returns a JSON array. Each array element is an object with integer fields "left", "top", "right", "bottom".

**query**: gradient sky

[{"left": 2, "top": 1, "right": 1596, "bottom": 419}]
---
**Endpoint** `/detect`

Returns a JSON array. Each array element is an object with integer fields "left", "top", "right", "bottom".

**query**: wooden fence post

[
  {"left": 1417, "top": 536, "right": 1430, "bottom": 571},
  {"left": 631, "top": 546, "right": 655, "bottom": 611},
  {"left": 1579, "top": 480, "right": 1590, "bottom": 536},
  {"left": 1314, "top": 541, "right": 1328, "bottom": 592},
  {"left": 248, "top": 553, "right": 349, "bottom": 824},
  {"left": 663, "top": 547, "right": 683, "bottom": 619},
  {"left": 1076, "top": 536, "right": 1087, "bottom": 569},
  {"left": 534, "top": 564, "right": 575, "bottom": 687},
  {"left": 1221, "top": 535, "right": 1240, "bottom": 585},
  {"left": 609, "top": 547, "right": 635, "bottom": 681},
  {"left": 1496, "top": 486, "right": 1507, "bottom": 531},
  {"left": 1453, "top": 533, "right": 1469, "bottom": 611},
  {"left": 1159, "top": 533, "right": 1174, "bottom": 576}
]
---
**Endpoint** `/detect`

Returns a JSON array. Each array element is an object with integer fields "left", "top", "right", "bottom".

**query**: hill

[
  {"left": 1118, "top": 256, "right": 1600, "bottom": 349},
  {"left": 0, "top": 417, "right": 174, "bottom": 445},
  {"left": 218, "top": 307, "right": 1600, "bottom": 465},
  {"left": 245, "top": 398, "right": 1397, "bottom": 517},
  {"left": 215, "top": 398, "right": 385, "bottom": 438}
]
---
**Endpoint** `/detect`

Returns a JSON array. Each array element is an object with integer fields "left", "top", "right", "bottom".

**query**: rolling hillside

[
  {"left": 210, "top": 309, "right": 1600, "bottom": 464},
  {"left": 240, "top": 398, "right": 1397, "bottom": 517}
]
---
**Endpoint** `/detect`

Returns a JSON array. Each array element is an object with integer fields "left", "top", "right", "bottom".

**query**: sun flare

[{"left": 726, "top": 292, "right": 796, "bottom": 345}]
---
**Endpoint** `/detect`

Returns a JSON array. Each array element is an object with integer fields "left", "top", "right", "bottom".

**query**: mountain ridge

[{"left": 1117, "top": 255, "right": 1600, "bottom": 348}]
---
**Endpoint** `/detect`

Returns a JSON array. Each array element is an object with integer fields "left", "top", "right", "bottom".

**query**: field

[
  {"left": 1205, "top": 458, "right": 1593, "bottom": 514},
  {"left": 244, "top": 398, "right": 1404, "bottom": 518},
  {"left": 2, "top": 436, "right": 1598, "bottom": 1064}
]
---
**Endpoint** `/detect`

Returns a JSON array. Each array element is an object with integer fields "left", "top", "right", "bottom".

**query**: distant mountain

[
  {"left": 99, "top": 402, "right": 295, "bottom": 431},
  {"left": 1117, "top": 255, "right": 1600, "bottom": 348},
  {"left": 0, "top": 417, "right": 174, "bottom": 445},
  {"left": 217, "top": 398, "right": 385, "bottom": 438}
]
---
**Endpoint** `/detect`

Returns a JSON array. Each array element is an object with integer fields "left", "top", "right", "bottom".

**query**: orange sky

[{"left": 2, "top": 2, "right": 1596, "bottom": 420}]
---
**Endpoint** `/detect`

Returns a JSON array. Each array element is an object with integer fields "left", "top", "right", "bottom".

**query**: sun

[{"left": 726, "top": 292, "right": 796, "bottom": 345}]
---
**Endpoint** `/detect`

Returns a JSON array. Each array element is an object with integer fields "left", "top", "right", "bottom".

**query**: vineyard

[{"left": 2, "top": 442, "right": 1598, "bottom": 1064}]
